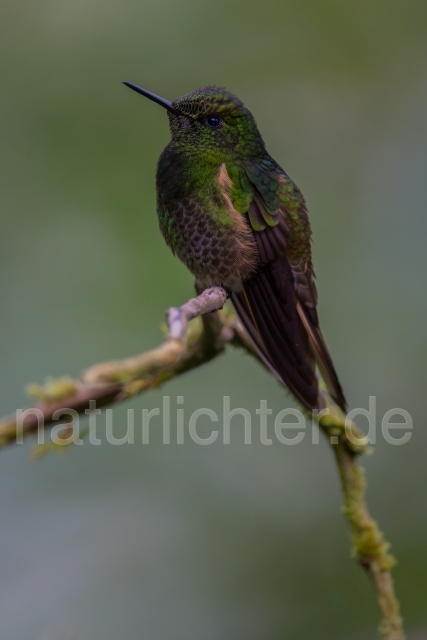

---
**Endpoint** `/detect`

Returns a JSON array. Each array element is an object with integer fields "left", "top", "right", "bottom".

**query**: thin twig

[
  {"left": 167, "top": 286, "right": 228, "bottom": 339},
  {"left": 334, "top": 444, "right": 403, "bottom": 639}
]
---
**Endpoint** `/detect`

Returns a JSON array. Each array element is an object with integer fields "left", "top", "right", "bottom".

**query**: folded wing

[{"left": 230, "top": 166, "right": 347, "bottom": 412}]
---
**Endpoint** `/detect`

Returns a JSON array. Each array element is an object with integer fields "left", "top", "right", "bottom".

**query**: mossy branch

[{"left": 0, "top": 286, "right": 404, "bottom": 639}]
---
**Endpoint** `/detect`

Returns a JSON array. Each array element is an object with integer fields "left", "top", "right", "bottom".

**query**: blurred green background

[{"left": 1, "top": 0, "right": 427, "bottom": 638}]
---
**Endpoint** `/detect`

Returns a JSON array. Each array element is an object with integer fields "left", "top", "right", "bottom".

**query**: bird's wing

[{"left": 230, "top": 160, "right": 347, "bottom": 412}]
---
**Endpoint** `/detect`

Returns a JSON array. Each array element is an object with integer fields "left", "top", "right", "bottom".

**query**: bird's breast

[{"left": 157, "top": 165, "right": 258, "bottom": 289}]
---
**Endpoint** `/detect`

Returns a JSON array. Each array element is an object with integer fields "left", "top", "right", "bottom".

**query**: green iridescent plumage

[{"left": 125, "top": 83, "right": 346, "bottom": 412}]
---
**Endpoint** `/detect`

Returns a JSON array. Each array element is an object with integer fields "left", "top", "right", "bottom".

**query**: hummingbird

[{"left": 123, "top": 81, "right": 347, "bottom": 412}]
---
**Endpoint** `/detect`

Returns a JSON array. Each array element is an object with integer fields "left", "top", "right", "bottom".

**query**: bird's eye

[{"left": 204, "top": 115, "right": 222, "bottom": 129}]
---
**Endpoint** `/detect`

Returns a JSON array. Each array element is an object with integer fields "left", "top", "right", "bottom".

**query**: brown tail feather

[
  {"left": 231, "top": 289, "right": 283, "bottom": 384},
  {"left": 296, "top": 302, "right": 347, "bottom": 412},
  {"left": 231, "top": 259, "right": 319, "bottom": 411},
  {"left": 232, "top": 258, "right": 347, "bottom": 412}
]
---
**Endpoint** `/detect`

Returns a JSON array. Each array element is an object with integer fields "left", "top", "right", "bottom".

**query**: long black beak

[{"left": 122, "top": 81, "right": 183, "bottom": 117}]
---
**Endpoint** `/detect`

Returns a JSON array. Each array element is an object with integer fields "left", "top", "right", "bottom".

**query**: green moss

[{"left": 26, "top": 377, "right": 77, "bottom": 403}]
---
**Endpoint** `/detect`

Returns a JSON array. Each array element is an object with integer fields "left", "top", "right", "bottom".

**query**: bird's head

[{"left": 123, "top": 82, "right": 265, "bottom": 159}]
